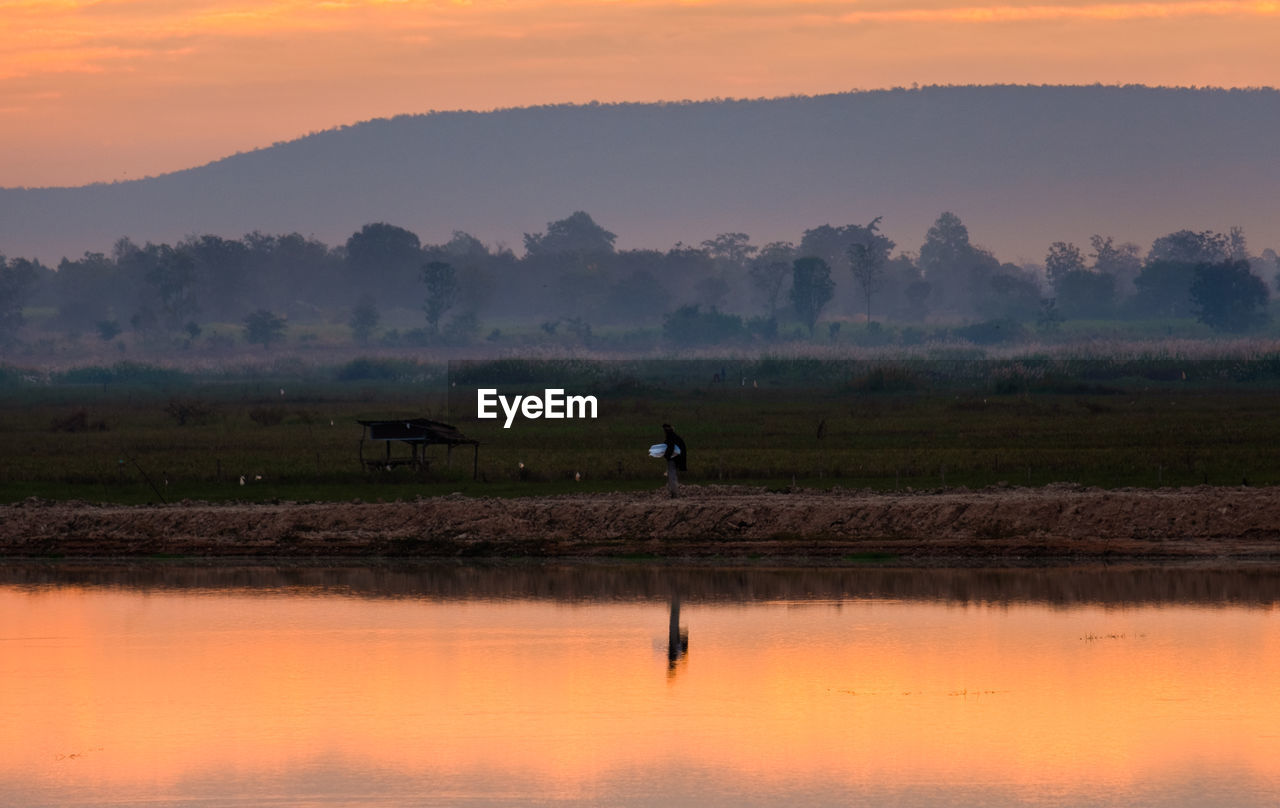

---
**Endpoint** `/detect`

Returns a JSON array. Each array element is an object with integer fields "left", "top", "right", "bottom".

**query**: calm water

[{"left": 2, "top": 564, "right": 1278, "bottom": 807}]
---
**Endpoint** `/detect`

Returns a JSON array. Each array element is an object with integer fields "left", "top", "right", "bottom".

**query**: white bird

[{"left": 239, "top": 475, "right": 245, "bottom": 486}]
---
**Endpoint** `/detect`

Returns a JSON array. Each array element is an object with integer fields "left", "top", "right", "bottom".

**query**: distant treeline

[{"left": 2, "top": 210, "right": 1278, "bottom": 351}]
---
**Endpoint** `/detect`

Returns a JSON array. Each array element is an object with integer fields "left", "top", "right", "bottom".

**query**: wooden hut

[{"left": 357, "top": 418, "right": 479, "bottom": 478}]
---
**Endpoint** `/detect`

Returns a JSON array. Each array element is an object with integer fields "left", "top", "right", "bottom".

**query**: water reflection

[
  {"left": 1, "top": 563, "right": 1278, "bottom": 807},
  {"left": 668, "top": 596, "right": 689, "bottom": 675}
]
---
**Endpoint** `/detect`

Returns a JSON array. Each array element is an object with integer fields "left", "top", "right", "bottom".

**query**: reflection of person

[
  {"left": 667, "top": 596, "right": 689, "bottom": 673},
  {"left": 662, "top": 423, "right": 687, "bottom": 498}
]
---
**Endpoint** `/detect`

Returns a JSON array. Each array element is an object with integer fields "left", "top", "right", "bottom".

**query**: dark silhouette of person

[
  {"left": 662, "top": 423, "right": 687, "bottom": 498},
  {"left": 667, "top": 596, "right": 689, "bottom": 674}
]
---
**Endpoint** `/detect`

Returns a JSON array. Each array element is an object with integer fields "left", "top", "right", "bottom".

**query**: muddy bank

[{"left": 3, "top": 484, "right": 1280, "bottom": 563}]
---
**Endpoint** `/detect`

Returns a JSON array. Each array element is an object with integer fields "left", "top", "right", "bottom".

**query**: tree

[
  {"left": 984, "top": 269, "right": 1043, "bottom": 321},
  {"left": 423, "top": 230, "right": 496, "bottom": 316},
  {"left": 749, "top": 241, "right": 794, "bottom": 320},
  {"left": 54, "top": 251, "right": 118, "bottom": 327},
  {"left": 248, "top": 231, "right": 344, "bottom": 311},
  {"left": 1089, "top": 235, "right": 1143, "bottom": 296},
  {"left": 243, "top": 309, "right": 286, "bottom": 349},
  {"left": 694, "top": 275, "right": 730, "bottom": 308},
  {"left": 1132, "top": 261, "right": 1198, "bottom": 318},
  {"left": 848, "top": 242, "right": 887, "bottom": 323},
  {"left": 523, "top": 211, "right": 617, "bottom": 258},
  {"left": 1054, "top": 269, "right": 1115, "bottom": 320},
  {"left": 605, "top": 269, "right": 670, "bottom": 324},
  {"left": 790, "top": 257, "right": 835, "bottom": 336},
  {"left": 182, "top": 234, "right": 251, "bottom": 321},
  {"left": 700, "top": 232, "right": 757, "bottom": 268},
  {"left": 1149, "top": 229, "right": 1229, "bottom": 265},
  {"left": 918, "top": 212, "right": 998, "bottom": 314},
  {"left": 800, "top": 219, "right": 895, "bottom": 274},
  {"left": 1129, "top": 232, "right": 1239, "bottom": 320},
  {"left": 918, "top": 212, "right": 972, "bottom": 278},
  {"left": 1090, "top": 235, "right": 1142, "bottom": 272},
  {"left": 421, "top": 260, "right": 459, "bottom": 335},
  {"left": 344, "top": 223, "right": 423, "bottom": 306},
  {"left": 1228, "top": 226, "right": 1250, "bottom": 262},
  {"left": 0, "top": 256, "right": 40, "bottom": 348},
  {"left": 1044, "top": 242, "right": 1085, "bottom": 290},
  {"left": 662, "top": 304, "right": 744, "bottom": 346},
  {"left": 145, "top": 245, "right": 200, "bottom": 330},
  {"left": 1190, "top": 260, "right": 1270, "bottom": 332},
  {"left": 348, "top": 295, "right": 380, "bottom": 344},
  {"left": 903, "top": 277, "right": 931, "bottom": 321}
]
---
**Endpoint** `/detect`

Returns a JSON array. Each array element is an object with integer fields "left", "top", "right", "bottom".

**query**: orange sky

[{"left": 1, "top": 0, "right": 1278, "bottom": 188}]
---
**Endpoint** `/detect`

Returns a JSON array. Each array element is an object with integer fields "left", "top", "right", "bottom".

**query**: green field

[{"left": 2, "top": 358, "right": 1279, "bottom": 504}]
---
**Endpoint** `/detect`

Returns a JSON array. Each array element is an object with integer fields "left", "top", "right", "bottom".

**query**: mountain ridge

[{"left": 4, "top": 85, "right": 1279, "bottom": 263}]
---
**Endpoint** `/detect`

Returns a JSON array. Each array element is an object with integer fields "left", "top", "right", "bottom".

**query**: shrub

[
  {"left": 662, "top": 304, "right": 745, "bottom": 346},
  {"left": 952, "top": 319, "right": 1028, "bottom": 346},
  {"left": 335, "top": 357, "right": 423, "bottom": 382},
  {"left": 248, "top": 407, "right": 287, "bottom": 427},
  {"left": 49, "top": 410, "right": 108, "bottom": 432},
  {"left": 164, "top": 397, "right": 216, "bottom": 426}
]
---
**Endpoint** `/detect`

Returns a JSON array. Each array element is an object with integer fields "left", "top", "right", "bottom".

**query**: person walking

[{"left": 662, "top": 423, "right": 687, "bottom": 498}]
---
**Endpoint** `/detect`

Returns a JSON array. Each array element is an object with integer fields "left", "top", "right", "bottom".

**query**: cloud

[{"left": 839, "top": 1, "right": 1280, "bottom": 24}]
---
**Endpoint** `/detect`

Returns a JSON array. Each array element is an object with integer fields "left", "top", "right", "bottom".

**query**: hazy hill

[{"left": 4, "top": 85, "right": 1279, "bottom": 264}]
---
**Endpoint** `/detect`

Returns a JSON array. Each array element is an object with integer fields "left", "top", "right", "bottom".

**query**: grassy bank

[{"left": 3, "top": 358, "right": 1280, "bottom": 504}]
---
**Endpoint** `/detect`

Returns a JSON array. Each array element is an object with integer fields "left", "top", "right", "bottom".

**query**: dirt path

[{"left": 3, "top": 484, "right": 1280, "bottom": 563}]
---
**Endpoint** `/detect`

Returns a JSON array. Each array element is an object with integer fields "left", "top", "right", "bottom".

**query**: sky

[{"left": 1, "top": 0, "right": 1278, "bottom": 189}]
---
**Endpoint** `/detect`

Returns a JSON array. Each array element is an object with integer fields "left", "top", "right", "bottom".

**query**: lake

[{"left": 2, "top": 564, "right": 1278, "bottom": 807}]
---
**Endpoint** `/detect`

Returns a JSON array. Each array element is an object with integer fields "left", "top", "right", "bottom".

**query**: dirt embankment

[{"left": 3, "top": 485, "right": 1280, "bottom": 563}]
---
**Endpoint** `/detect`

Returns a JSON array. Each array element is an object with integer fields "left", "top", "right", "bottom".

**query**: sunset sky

[{"left": 2, "top": 0, "right": 1278, "bottom": 188}]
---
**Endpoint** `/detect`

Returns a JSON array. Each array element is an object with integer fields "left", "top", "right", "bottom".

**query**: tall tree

[
  {"left": 1190, "top": 260, "right": 1270, "bottom": 332},
  {"left": 421, "top": 260, "right": 459, "bottom": 335},
  {"left": 0, "top": 256, "right": 40, "bottom": 348},
  {"left": 54, "top": 251, "right": 118, "bottom": 327},
  {"left": 1089, "top": 234, "right": 1143, "bottom": 296},
  {"left": 424, "top": 230, "right": 495, "bottom": 317},
  {"left": 523, "top": 211, "right": 616, "bottom": 258},
  {"left": 848, "top": 242, "right": 886, "bottom": 323},
  {"left": 800, "top": 219, "right": 894, "bottom": 273},
  {"left": 1148, "top": 229, "right": 1229, "bottom": 265},
  {"left": 247, "top": 231, "right": 344, "bottom": 311},
  {"left": 183, "top": 234, "right": 251, "bottom": 320},
  {"left": 790, "top": 257, "right": 835, "bottom": 336},
  {"left": 918, "top": 212, "right": 972, "bottom": 279},
  {"left": 918, "top": 212, "right": 998, "bottom": 314},
  {"left": 749, "top": 241, "right": 795, "bottom": 320},
  {"left": 701, "top": 232, "right": 757, "bottom": 268},
  {"left": 1044, "top": 242, "right": 1085, "bottom": 290},
  {"left": 344, "top": 223, "right": 423, "bottom": 306},
  {"left": 145, "top": 244, "right": 200, "bottom": 331},
  {"left": 348, "top": 295, "right": 380, "bottom": 344},
  {"left": 1228, "top": 226, "right": 1250, "bottom": 262}
]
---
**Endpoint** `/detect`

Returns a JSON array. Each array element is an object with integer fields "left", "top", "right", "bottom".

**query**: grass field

[{"left": 2, "top": 358, "right": 1279, "bottom": 504}]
